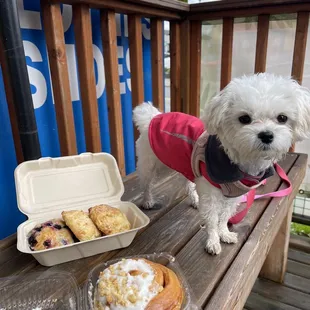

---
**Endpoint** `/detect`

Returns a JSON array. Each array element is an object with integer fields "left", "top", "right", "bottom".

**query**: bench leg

[{"left": 259, "top": 203, "right": 293, "bottom": 283}]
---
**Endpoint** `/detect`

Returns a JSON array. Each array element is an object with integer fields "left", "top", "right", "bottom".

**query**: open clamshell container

[
  {"left": 15, "top": 153, "right": 150, "bottom": 266},
  {"left": 85, "top": 252, "right": 201, "bottom": 310},
  {"left": 0, "top": 271, "right": 82, "bottom": 309}
]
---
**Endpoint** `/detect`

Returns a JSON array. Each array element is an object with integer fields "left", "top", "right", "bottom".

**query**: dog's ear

[
  {"left": 293, "top": 83, "right": 310, "bottom": 142},
  {"left": 201, "top": 90, "right": 230, "bottom": 135}
]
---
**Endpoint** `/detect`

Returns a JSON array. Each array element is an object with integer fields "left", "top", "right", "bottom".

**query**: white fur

[{"left": 133, "top": 73, "right": 310, "bottom": 255}]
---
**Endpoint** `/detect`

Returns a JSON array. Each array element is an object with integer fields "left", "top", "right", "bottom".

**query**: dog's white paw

[
  {"left": 191, "top": 200, "right": 199, "bottom": 209},
  {"left": 220, "top": 231, "right": 238, "bottom": 244},
  {"left": 205, "top": 240, "right": 221, "bottom": 255},
  {"left": 142, "top": 200, "right": 154, "bottom": 210}
]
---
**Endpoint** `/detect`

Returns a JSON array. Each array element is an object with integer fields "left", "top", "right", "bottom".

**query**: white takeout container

[{"left": 15, "top": 152, "right": 150, "bottom": 267}]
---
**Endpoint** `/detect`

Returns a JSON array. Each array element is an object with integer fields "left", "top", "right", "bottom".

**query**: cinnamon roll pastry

[
  {"left": 89, "top": 204, "right": 131, "bottom": 235},
  {"left": 94, "top": 258, "right": 184, "bottom": 310},
  {"left": 62, "top": 210, "right": 101, "bottom": 241}
]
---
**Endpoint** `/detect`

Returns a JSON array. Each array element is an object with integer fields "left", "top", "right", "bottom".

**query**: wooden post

[
  {"left": 170, "top": 21, "right": 181, "bottom": 112},
  {"left": 254, "top": 15, "right": 270, "bottom": 73},
  {"left": 101, "top": 10, "right": 126, "bottom": 176},
  {"left": 260, "top": 203, "right": 294, "bottom": 282},
  {"left": 220, "top": 17, "right": 234, "bottom": 90},
  {"left": 73, "top": 4, "right": 101, "bottom": 153},
  {"left": 151, "top": 18, "right": 164, "bottom": 111}
]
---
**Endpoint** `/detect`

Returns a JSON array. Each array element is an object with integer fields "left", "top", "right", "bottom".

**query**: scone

[
  {"left": 89, "top": 204, "right": 131, "bottom": 235},
  {"left": 62, "top": 210, "right": 101, "bottom": 241},
  {"left": 94, "top": 258, "right": 184, "bottom": 310},
  {"left": 27, "top": 219, "right": 74, "bottom": 251}
]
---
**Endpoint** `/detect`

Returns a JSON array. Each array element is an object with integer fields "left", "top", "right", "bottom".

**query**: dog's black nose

[{"left": 258, "top": 131, "right": 274, "bottom": 144}]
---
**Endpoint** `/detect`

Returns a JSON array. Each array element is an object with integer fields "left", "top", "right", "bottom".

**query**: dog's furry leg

[
  {"left": 196, "top": 177, "right": 222, "bottom": 255},
  {"left": 186, "top": 181, "right": 199, "bottom": 209},
  {"left": 218, "top": 200, "right": 239, "bottom": 244}
]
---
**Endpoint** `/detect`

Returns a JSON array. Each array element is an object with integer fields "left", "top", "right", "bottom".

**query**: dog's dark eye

[
  {"left": 238, "top": 114, "right": 252, "bottom": 124},
  {"left": 277, "top": 114, "right": 288, "bottom": 123}
]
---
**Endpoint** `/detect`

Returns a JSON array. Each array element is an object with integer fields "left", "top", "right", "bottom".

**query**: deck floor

[{"left": 245, "top": 247, "right": 310, "bottom": 310}]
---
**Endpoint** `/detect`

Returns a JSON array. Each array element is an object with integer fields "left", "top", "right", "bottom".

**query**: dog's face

[{"left": 202, "top": 73, "right": 310, "bottom": 164}]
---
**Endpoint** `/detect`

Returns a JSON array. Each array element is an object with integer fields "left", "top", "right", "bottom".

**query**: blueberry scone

[
  {"left": 62, "top": 210, "right": 101, "bottom": 241},
  {"left": 27, "top": 219, "right": 74, "bottom": 251}
]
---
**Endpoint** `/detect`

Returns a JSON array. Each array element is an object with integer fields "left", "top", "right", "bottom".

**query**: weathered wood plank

[
  {"left": 189, "top": 20, "right": 202, "bottom": 117},
  {"left": 188, "top": 3, "right": 310, "bottom": 20},
  {"left": 177, "top": 154, "right": 298, "bottom": 307},
  {"left": 284, "top": 272, "right": 310, "bottom": 295},
  {"left": 221, "top": 17, "right": 234, "bottom": 90},
  {"left": 51, "top": 0, "right": 182, "bottom": 20},
  {"left": 205, "top": 154, "right": 307, "bottom": 310},
  {"left": 288, "top": 248, "right": 310, "bottom": 265},
  {"left": 151, "top": 18, "right": 164, "bottom": 111},
  {"left": 41, "top": 1, "right": 77, "bottom": 156},
  {"left": 73, "top": 4, "right": 101, "bottom": 153},
  {"left": 287, "top": 259, "right": 310, "bottom": 279},
  {"left": 101, "top": 10, "right": 125, "bottom": 176},
  {"left": 291, "top": 11, "right": 309, "bottom": 84},
  {"left": 170, "top": 21, "right": 181, "bottom": 112},
  {"left": 253, "top": 278, "right": 310, "bottom": 310},
  {"left": 254, "top": 15, "right": 269, "bottom": 73},
  {"left": 245, "top": 291, "right": 301, "bottom": 310},
  {"left": 289, "top": 233, "right": 310, "bottom": 254},
  {"left": 260, "top": 201, "right": 294, "bottom": 283},
  {"left": 128, "top": 14, "right": 144, "bottom": 106},
  {"left": 180, "top": 20, "right": 191, "bottom": 114}
]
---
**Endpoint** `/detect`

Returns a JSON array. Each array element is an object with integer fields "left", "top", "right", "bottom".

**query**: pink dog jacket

[{"left": 148, "top": 112, "right": 292, "bottom": 224}]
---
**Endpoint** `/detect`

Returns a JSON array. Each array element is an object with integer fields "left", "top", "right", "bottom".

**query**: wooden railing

[{"left": 1, "top": 0, "right": 310, "bottom": 174}]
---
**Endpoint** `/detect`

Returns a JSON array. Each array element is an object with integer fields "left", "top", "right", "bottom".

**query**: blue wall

[{"left": 0, "top": 0, "right": 153, "bottom": 239}]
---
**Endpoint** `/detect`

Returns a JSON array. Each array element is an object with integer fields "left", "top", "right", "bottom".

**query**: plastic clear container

[
  {"left": 85, "top": 252, "right": 201, "bottom": 310},
  {"left": 0, "top": 271, "right": 82, "bottom": 309},
  {"left": 15, "top": 153, "right": 150, "bottom": 266}
]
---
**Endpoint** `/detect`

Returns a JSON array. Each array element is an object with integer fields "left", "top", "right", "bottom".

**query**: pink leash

[{"left": 229, "top": 163, "right": 292, "bottom": 224}]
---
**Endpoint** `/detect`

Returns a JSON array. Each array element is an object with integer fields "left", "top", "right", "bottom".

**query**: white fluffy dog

[{"left": 133, "top": 73, "right": 310, "bottom": 255}]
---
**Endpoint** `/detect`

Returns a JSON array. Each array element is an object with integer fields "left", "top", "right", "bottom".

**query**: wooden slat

[
  {"left": 254, "top": 15, "right": 269, "bottom": 73},
  {"left": 291, "top": 11, "right": 309, "bottom": 84},
  {"left": 128, "top": 14, "right": 144, "bottom": 141},
  {"left": 260, "top": 201, "right": 294, "bottom": 283},
  {"left": 190, "top": 0, "right": 308, "bottom": 12},
  {"left": 0, "top": 49, "right": 24, "bottom": 163},
  {"left": 284, "top": 272, "right": 310, "bottom": 295},
  {"left": 170, "top": 21, "right": 181, "bottom": 112},
  {"left": 101, "top": 10, "right": 125, "bottom": 176},
  {"left": 180, "top": 20, "right": 191, "bottom": 114},
  {"left": 188, "top": 3, "right": 310, "bottom": 20},
  {"left": 205, "top": 154, "right": 307, "bottom": 310},
  {"left": 246, "top": 291, "right": 301, "bottom": 310},
  {"left": 289, "top": 233, "right": 310, "bottom": 254},
  {"left": 253, "top": 277, "right": 310, "bottom": 310},
  {"left": 221, "top": 17, "right": 234, "bottom": 90},
  {"left": 123, "top": 0, "right": 189, "bottom": 12},
  {"left": 177, "top": 154, "right": 298, "bottom": 307},
  {"left": 287, "top": 259, "right": 310, "bottom": 279},
  {"left": 41, "top": 1, "right": 77, "bottom": 156},
  {"left": 151, "top": 18, "right": 164, "bottom": 111},
  {"left": 51, "top": 0, "right": 182, "bottom": 20},
  {"left": 288, "top": 248, "right": 310, "bottom": 265},
  {"left": 189, "top": 20, "right": 202, "bottom": 117},
  {"left": 73, "top": 4, "right": 101, "bottom": 153}
]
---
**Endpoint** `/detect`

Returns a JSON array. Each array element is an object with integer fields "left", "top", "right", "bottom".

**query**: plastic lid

[
  {"left": 14, "top": 153, "right": 124, "bottom": 218},
  {"left": 0, "top": 271, "right": 81, "bottom": 309}
]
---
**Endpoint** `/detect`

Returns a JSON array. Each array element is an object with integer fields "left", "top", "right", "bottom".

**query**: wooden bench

[{"left": 0, "top": 153, "right": 307, "bottom": 309}]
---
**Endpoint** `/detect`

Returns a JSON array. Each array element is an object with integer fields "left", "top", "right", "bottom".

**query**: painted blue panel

[{"left": 0, "top": 0, "right": 152, "bottom": 239}]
